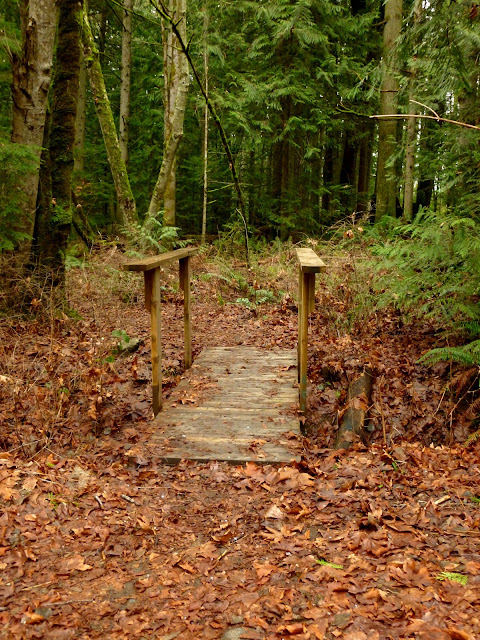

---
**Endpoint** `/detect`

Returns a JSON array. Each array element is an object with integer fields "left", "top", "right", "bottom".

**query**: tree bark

[
  {"left": 403, "top": 90, "right": 416, "bottom": 221},
  {"left": 402, "top": 0, "right": 421, "bottom": 222},
  {"left": 356, "top": 122, "right": 374, "bottom": 216},
  {"left": 147, "top": 0, "right": 190, "bottom": 224},
  {"left": 10, "top": 0, "right": 58, "bottom": 268},
  {"left": 119, "top": 0, "right": 134, "bottom": 166},
  {"left": 81, "top": 8, "right": 137, "bottom": 226},
  {"left": 201, "top": 3, "right": 209, "bottom": 243},
  {"left": 74, "top": 51, "right": 87, "bottom": 174},
  {"left": 316, "top": 127, "right": 326, "bottom": 218},
  {"left": 334, "top": 368, "right": 373, "bottom": 449},
  {"left": 375, "top": 0, "right": 402, "bottom": 220},
  {"left": 34, "top": 0, "right": 83, "bottom": 295}
]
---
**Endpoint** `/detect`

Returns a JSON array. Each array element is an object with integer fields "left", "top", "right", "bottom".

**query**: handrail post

[
  {"left": 179, "top": 255, "right": 192, "bottom": 369},
  {"left": 299, "top": 269, "right": 310, "bottom": 413},
  {"left": 150, "top": 267, "right": 162, "bottom": 415},
  {"left": 295, "top": 248, "right": 326, "bottom": 414},
  {"left": 122, "top": 247, "right": 198, "bottom": 416}
]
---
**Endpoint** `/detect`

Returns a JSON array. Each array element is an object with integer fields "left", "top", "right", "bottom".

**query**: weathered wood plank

[
  {"left": 295, "top": 247, "right": 326, "bottom": 274},
  {"left": 179, "top": 256, "right": 192, "bottom": 368},
  {"left": 122, "top": 247, "right": 198, "bottom": 272},
  {"left": 150, "top": 268, "right": 162, "bottom": 415},
  {"left": 298, "top": 269, "right": 310, "bottom": 413},
  {"left": 150, "top": 347, "right": 300, "bottom": 464},
  {"left": 144, "top": 270, "right": 153, "bottom": 313}
]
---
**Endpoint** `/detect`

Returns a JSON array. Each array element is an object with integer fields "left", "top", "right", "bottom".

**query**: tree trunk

[
  {"left": 74, "top": 51, "right": 87, "bottom": 174},
  {"left": 328, "top": 129, "right": 345, "bottom": 217},
  {"left": 403, "top": 89, "right": 416, "bottom": 221},
  {"left": 10, "top": 0, "right": 58, "bottom": 268},
  {"left": 34, "top": 0, "right": 83, "bottom": 296},
  {"left": 356, "top": 122, "right": 374, "bottom": 216},
  {"left": 402, "top": 0, "right": 421, "bottom": 222},
  {"left": 147, "top": 0, "right": 190, "bottom": 224},
  {"left": 316, "top": 126, "right": 326, "bottom": 219},
  {"left": 120, "top": 0, "right": 133, "bottom": 166},
  {"left": 81, "top": 8, "right": 137, "bottom": 226},
  {"left": 201, "top": 3, "right": 209, "bottom": 243},
  {"left": 375, "top": 0, "right": 402, "bottom": 220},
  {"left": 341, "top": 136, "right": 360, "bottom": 214}
]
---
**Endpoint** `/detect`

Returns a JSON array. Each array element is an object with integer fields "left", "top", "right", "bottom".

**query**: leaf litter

[{"left": 0, "top": 248, "right": 479, "bottom": 639}]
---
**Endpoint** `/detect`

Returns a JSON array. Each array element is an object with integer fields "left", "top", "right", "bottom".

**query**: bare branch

[
  {"left": 410, "top": 99, "right": 440, "bottom": 119},
  {"left": 370, "top": 113, "right": 480, "bottom": 131}
]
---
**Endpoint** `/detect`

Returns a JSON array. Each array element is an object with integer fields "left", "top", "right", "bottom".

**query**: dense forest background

[
  {"left": 2, "top": 0, "right": 480, "bottom": 243},
  {"left": 1, "top": 0, "right": 480, "bottom": 368}
]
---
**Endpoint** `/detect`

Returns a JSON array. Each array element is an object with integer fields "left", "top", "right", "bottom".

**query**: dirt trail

[{"left": 1, "top": 248, "right": 479, "bottom": 639}]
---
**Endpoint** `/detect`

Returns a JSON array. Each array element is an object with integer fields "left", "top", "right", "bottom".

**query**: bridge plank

[{"left": 150, "top": 346, "right": 301, "bottom": 464}]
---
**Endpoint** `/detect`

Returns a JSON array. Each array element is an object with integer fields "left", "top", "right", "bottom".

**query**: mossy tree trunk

[
  {"left": 33, "top": 0, "right": 83, "bottom": 296},
  {"left": 10, "top": 0, "right": 58, "bottom": 270},
  {"left": 82, "top": 8, "right": 137, "bottom": 226},
  {"left": 375, "top": 0, "right": 402, "bottom": 220},
  {"left": 119, "top": 0, "right": 133, "bottom": 166},
  {"left": 147, "top": 0, "right": 190, "bottom": 225},
  {"left": 74, "top": 52, "right": 87, "bottom": 175}
]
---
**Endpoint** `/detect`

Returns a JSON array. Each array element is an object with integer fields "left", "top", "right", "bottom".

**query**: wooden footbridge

[{"left": 123, "top": 247, "right": 325, "bottom": 464}]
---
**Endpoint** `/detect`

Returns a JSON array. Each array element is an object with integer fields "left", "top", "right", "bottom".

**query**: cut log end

[{"left": 334, "top": 368, "right": 374, "bottom": 450}]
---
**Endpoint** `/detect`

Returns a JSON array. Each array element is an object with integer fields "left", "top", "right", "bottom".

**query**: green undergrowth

[
  {"left": 329, "top": 210, "right": 480, "bottom": 353},
  {"left": 199, "top": 237, "right": 298, "bottom": 308}
]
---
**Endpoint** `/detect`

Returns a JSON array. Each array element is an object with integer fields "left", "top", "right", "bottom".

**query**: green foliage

[
  {"left": 234, "top": 297, "right": 255, "bottom": 310},
  {"left": 65, "top": 254, "right": 86, "bottom": 270},
  {"left": 233, "top": 285, "right": 280, "bottom": 310},
  {"left": 124, "top": 219, "right": 188, "bottom": 254},
  {"left": 365, "top": 210, "right": 480, "bottom": 372},
  {"left": 419, "top": 341, "right": 480, "bottom": 367},
  {"left": 315, "top": 558, "right": 344, "bottom": 570},
  {"left": 435, "top": 572, "right": 467, "bottom": 586},
  {"left": 111, "top": 329, "right": 142, "bottom": 355},
  {"left": 0, "top": 137, "right": 39, "bottom": 252},
  {"left": 370, "top": 210, "right": 480, "bottom": 330}
]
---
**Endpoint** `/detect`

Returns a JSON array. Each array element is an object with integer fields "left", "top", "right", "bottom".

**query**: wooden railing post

[
  {"left": 122, "top": 247, "right": 198, "bottom": 416},
  {"left": 150, "top": 267, "right": 162, "bottom": 415},
  {"left": 179, "top": 255, "right": 192, "bottom": 369},
  {"left": 295, "top": 248, "right": 326, "bottom": 414}
]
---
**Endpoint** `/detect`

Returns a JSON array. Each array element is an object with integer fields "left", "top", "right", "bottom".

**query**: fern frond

[{"left": 419, "top": 344, "right": 480, "bottom": 367}]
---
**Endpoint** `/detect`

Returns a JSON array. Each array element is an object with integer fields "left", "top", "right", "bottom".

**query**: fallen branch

[{"left": 334, "top": 368, "right": 373, "bottom": 449}]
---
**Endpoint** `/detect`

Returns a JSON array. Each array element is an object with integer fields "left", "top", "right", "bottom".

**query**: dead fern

[
  {"left": 466, "top": 396, "right": 480, "bottom": 419},
  {"left": 449, "top": 367, "right": 479, "bottom": 398},
  {"left": 464, "top": 428, "right": 480, "bottom": 448}
]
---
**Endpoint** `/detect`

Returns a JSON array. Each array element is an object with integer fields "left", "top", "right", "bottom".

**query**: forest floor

[{"left": 0, "top": 244, "right": 479, "bottom": 640}]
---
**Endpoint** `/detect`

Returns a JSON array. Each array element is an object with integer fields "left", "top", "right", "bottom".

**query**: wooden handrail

[
  {"left": 122, "top": 247, "right": 198, "bottom": 415},
  {"left": 122, "top": 247, "right": 198, "bottom": 272},
  {"left": 295, "top": 248, "right": 326, "bottom": 413}
]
